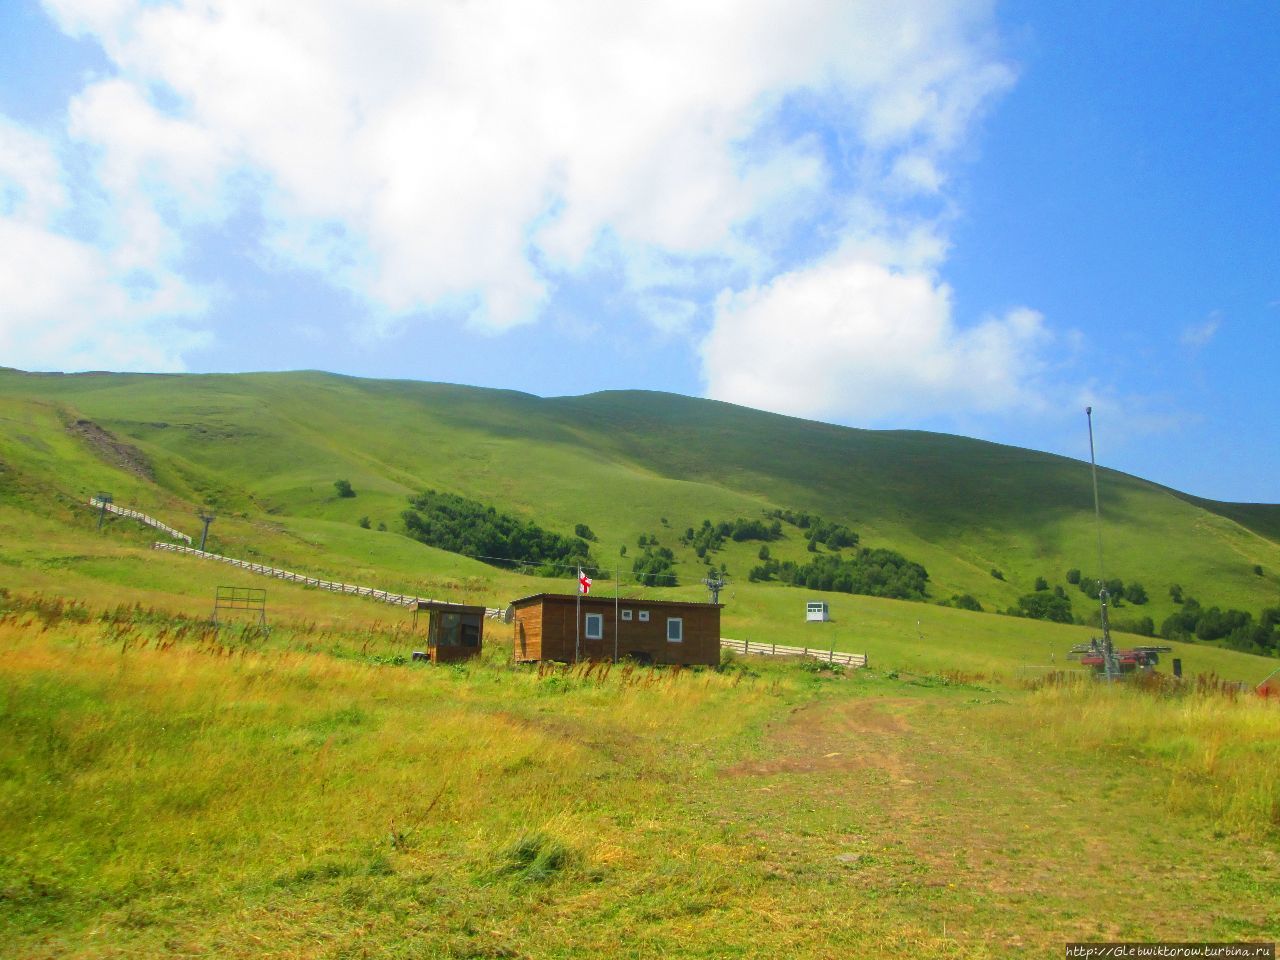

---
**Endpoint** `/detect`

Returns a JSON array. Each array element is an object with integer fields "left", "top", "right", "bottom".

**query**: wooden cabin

[
  {"left": 510, "top": 593, "right": 721, "bottom": 666},
  {"left": 413, "top": 601, "right": 485, "bottom": 663}
]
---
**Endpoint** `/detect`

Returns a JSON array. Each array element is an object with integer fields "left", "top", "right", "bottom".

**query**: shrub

[
  {"left": 334, "top": 479, "right": 355, "bottom": 498},
  {"left": 1123, "top": 582, "right": 1148, "bottom": 605},
  {"left": 402, "top": 490, "right": 591, "bottom": 570},
  {"left": 1012, "top": 592, "right": 1073, "bottom": 623}
]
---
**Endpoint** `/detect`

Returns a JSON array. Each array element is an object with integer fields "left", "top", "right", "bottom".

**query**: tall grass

[
  {"left": 0, "top": 600, "right": 802, "bottom": 956},
  {"left": 1026, "top": 676, "right": 1280, "bottom": 837}
]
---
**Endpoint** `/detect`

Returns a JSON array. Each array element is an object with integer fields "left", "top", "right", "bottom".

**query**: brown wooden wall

[{"left": 512, "top": 596, "right": 720, "bottom": 666}]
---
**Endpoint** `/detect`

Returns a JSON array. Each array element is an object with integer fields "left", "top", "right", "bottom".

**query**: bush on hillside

[
  {"left": 939, "top": 593, "right": 983, "bottom": 612},
  {"left": 749, "top": 548, "right": 928, "bottom": 601},
  {"left": 402, "top": 490, "right": 590, "bottom": 573},
  {"left": 1160, "top": 599, "right": 1278, "bottom": 656},
  {"left": 766, "top": 509, "right": 858, "bottom": 550},
  {"left": 680, "top": 516, "right": 784, "bottom": 558},
  {"left": 334, "top": 479, "right": 356, "bottom": 498},
  {"left": 633, "top": 546, "right": 677, "bottom": 587},
  {"left": 1123, "top": 582, "right": 1148, "bottom": 605},
  {"left": 1010, "top": 592, "right": 1073, "bottom": 623}
]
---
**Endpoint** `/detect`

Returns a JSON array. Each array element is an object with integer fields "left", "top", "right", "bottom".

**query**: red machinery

[{"left": 1068, "top": 641, "right": 1172, "bottom": 674}]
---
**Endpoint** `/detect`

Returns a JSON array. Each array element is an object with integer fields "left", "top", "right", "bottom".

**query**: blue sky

[{"left": 1, "top": 1, "right": 1276, "bottom": 502}]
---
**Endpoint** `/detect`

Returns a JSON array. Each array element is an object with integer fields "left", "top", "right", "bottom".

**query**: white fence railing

[
  {"left": 151, "top": 542, "right": 505, "bottom": 618},
  {"left": 90, "top": 497, "right": 192, "bottom": 544},
  {"left": 720, "top": 637, "right": 867, "bottom": 668}
]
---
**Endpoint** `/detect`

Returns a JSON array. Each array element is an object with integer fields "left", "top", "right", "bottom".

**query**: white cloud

[
  {"left": 1180, "top": 311, "right": 1221, "bottom": 349},
  {"left": 701, "top": 248, "right": 1050, "bottom": 422},
  {"left": 0, "top": 115, "right": 208, "bottom": 372},
  {"left": 13, "top": 0, "right": 1026, "bottom": 391},
  {"left": 27, "top": 0, "right": 1013, "bottom": 340}
]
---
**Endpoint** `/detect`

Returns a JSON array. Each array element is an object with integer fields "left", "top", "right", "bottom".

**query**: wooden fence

[
  {"left": 151, "top": 542, "right": 505, "bottom": 618},
  {"left": 719, "top": 637, "right": 868, "bottom": 668},
  {"left": 90, "top": 497, "right": 192, "bottom": 544}
]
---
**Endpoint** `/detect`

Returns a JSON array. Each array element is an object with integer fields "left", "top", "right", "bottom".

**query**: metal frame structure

[{"left": 212, "top": 585, "right": 267, "bottom": 627}]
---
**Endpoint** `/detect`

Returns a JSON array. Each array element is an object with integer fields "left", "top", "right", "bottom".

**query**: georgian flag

[{"left": 578, "top": 568, "right": 592, "bottom": 595}]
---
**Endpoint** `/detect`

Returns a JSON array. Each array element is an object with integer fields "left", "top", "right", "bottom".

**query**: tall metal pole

[
  {"left": 1085, "top": 407, "right": 1117, "bottom": 680},
  {"left": 197, "top": 509, "right": 215, "bottom": 552},
  {"left": 614, "top": 556, "right": 620, "bottom": 664},
  {"left": 574, "top": 568, "right": 581, "bottom": 665},
  {"left": 96, "top": 492, "right": 113, "bottom": 530}
]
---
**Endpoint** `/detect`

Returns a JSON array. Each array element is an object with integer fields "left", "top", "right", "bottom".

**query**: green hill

[{"left": 0, "top": 366, "right": 1276, "bottom": 673}]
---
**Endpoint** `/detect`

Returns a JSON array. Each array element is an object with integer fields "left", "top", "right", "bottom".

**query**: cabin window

[
  {"left": 667, "top": 617, "right": 683, "bottom": 643},
  {"left": 431, "top": 611, "right": 482, "bottom": 647},
  {"left": 585, "top": 613, "right": 604, "bottom": 640},
  {"left": 638, "top": 610, "right": 650, "bottom": 622},
  {"left": 621, "top": 609, "right": 633, "bottom": 621}
]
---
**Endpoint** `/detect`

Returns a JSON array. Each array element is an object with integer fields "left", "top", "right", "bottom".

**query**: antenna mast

[{"left": 1085, "top": 407, "right": 1118, "bottom": 680}]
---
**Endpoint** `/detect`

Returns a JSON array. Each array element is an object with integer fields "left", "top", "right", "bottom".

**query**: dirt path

[{"left": 709, "top": 688, "right": 1280, "bottom": 951}]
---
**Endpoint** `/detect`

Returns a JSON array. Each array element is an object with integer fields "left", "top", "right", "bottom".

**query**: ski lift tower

[
  {"left": 1086, "top": 407, "right": 1119, "bottom": 681},
  {"left": 702, "top": 572, "right": 727, "bottom": 605},
  {"left": 197, "top": 507, "right": 216, "bottom": 552}
]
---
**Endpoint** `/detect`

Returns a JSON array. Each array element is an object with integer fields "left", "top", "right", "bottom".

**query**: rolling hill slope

[{"left": 0, "top": 366, "right": 1276, "bottom": 669}]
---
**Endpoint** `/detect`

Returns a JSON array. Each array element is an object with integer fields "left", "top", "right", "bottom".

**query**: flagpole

[
  {"left": 575, "top": 567, "right": 581, "bottom": 664},
  {"left": 614, "top": 554, "right": 620, "bottom": 664}
]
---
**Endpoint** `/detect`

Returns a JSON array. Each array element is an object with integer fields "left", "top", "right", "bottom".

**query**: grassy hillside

[
  {"left": 2, "top": 368, "right": 1278, "bottom": 956},
  {"left": 0, "top": 367, "right": 1276, "bottom": 657}
]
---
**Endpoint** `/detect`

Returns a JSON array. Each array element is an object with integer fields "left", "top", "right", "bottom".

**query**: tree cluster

[
  {"left": 748, "top": 547, "right": 928, "bottom": 600},
  {"left": 679, "top": 517, "right": 783, "bottom": 559},
  {"left": 401, "top": 490, "right": 591, "bottom": 575},
  {"left": 1072, "top": 573, "right": 1148, "bottom": 605},
  {"left": 632, "top": 545, "right": 677, "bottom": 586},
  {"left": 1010, "top": 591, "right": 1073, "bottom": 623},
  {"left": 938, "top": 593, "right": 984, "bottom": 612},
  {"left": 765, "top": 509, "right": 859, "bottom": 549},
  {"left": 1161, "top": 597, "right": 1278, "bottom": 655}
]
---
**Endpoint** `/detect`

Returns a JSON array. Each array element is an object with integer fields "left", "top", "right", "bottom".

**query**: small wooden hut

[
  {"left": 509, "top": 593, "right": 721, "bottom": 666},
  {"left": 413, "top": 601, "right": 485, "bottom": 663}
]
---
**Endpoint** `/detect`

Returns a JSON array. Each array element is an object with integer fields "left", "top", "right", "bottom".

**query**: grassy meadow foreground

[{"left": 2, "top": 595, "right": 1277, "bottom": 959}]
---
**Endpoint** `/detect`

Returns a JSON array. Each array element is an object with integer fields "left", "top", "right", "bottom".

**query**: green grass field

[
  {"left": 1, "top": 367, "right": 1278, "bottom": 956},
  {"left": 1, "top": 601, "right": 1277, "bottom": 958}
]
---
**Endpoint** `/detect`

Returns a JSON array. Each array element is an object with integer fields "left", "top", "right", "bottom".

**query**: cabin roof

[
  {"left": 509, "top": 592, "right": 721, "bottom": 610},
  {"left": 414, "top": 600, "right": 487, "bottom": 615}
]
